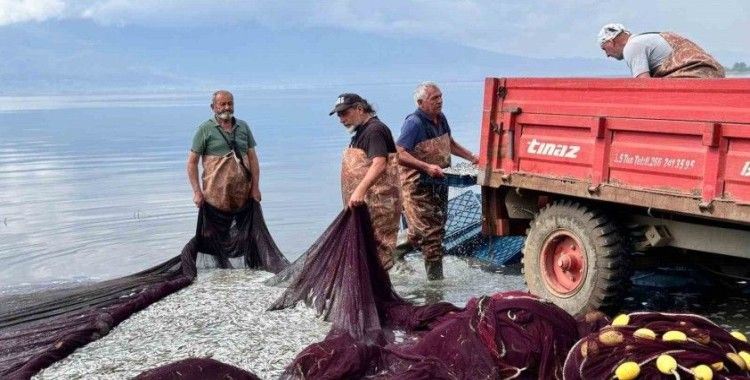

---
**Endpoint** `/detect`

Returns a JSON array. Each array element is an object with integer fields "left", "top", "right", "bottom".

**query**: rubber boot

[
  {"left": 425, "top": 259, "right": 444, "bottom": 281},
  {"left": 392, "top": 244, "right": 411, "bottom": 262},
  {"left": 393, "top": 228, "right": 412, "bottom": 262},
  {"left": 390, "top": 245, "right": 416, "bottom": 274}
]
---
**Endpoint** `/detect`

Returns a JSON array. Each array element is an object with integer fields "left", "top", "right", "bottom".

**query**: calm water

[
  {"left": 3, "top": 83, "right": 750, "bottom": 338},
  {"left": 0, "top": 83, "right": 484, "bottom": 286}
]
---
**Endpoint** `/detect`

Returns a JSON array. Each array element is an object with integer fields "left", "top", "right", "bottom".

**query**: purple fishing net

[
  {"left": 281, "top": 291, "right": 578, "bottom": 379},
  {"left": 0, "top": 200, "right": 287, "bottom": 379},
  {"left": 196, "top": 200, "right": 289, "bottom": 273},
  {"left": 268, "top": 206, "right": 579, "bottom": 379},
  {"left": 134, "top": 358, "right": 261, "bottom": 380},
  {"left": 564, "top": 311, "right": 750, "bottom": 379},
  {"left": 268, "top": 206, "right": 427, "bottom": 341}
]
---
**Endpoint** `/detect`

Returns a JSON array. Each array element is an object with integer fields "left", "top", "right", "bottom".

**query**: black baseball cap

[{"left": 329, "top": 93, "right": 364, "bottom": 116}]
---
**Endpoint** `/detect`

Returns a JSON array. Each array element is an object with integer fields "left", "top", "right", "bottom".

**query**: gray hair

[
  {"left": 211, "top": 90, "right": 233, "bottom": 105},
  {"left": 354, "top": 99, "right": 376, "bottom": 115},
  {"left": 413, "top": 81, "right": 439, "bottom": 106}
]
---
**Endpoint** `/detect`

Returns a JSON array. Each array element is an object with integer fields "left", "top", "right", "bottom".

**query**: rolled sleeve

[
  {"left": 245, "top": 124, "right": 257, "bottom": 149},
  {"left": 190, "top": 127, "right": 207, "bottom": 154}
]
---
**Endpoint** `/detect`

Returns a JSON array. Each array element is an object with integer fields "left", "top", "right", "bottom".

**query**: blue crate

[
  {"left": 400, "top": 190, "right": 525, "bottom": 268},
  {"left": 399, "top": 190, "right": 481, "bottom": 252},
  {"left": 420, "top": 172, "right": 477, "bottom": 188},
  {"left": 444, "top": 190, "right": 482, "bottom": 242},
  {"left": 471, "top": 236, "right": 524, "bottom": 267}
]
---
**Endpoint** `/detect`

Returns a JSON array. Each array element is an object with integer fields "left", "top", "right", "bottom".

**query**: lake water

[
  {"left": 3, "top": 81, "right": 750, "bottom": 355},
  {"left": 0, "top": 82, "right": 484, "bottom": 286}
]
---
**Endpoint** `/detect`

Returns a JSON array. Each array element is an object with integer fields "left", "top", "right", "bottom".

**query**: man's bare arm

[
  {"left": 348, "top": 156, "right": 386, "bottom": 208},
  {"left": 187, "top": 151, "right": 203, "bottom": 207},
  {"left": 246, "top": 148, "right": 261, "bottom": 202},
  {"left": 449, "top": 138, "right": 478, "bottom": 164}
]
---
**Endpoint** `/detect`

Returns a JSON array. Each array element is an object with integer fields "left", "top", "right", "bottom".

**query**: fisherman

[
  {"left": 598, "top": 23, "right": 725, "bottom": 78},
  {"left": 186, "top": 90, "right": 288, "bottom": 272},
  {"left": 396, "top": 82, "right": 478, "bottom": 280},
  {"left": 331, "top": 93, "right": 401, "bottom": 271},
  {"left": 187, "top": 90, "right": 261, "bottom": 211}
]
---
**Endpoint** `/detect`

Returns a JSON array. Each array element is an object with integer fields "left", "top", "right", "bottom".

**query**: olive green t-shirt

[{"left": 191, "top": 117, "right": 257, "bottom": 156}]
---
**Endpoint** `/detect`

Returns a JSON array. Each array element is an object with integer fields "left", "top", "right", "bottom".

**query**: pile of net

[
  {"left": 266, "top": 206, "right": 459, "bottom": 341},
  {"left": 134, "top": 358, "right": 261, "bottom": 380},
  {"left": 266, "top": 206, "right": 579, "bottom": 379},
  {"left": 194, "top": 202, "right": 289, "bottom": 272},
  {"left": 565, "top": 311, "right": 750, "bottom": 379},
  {"left": 0, "top": 200, "right": 286, "bottom": 379}
]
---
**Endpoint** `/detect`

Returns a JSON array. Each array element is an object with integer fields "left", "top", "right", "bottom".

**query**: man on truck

[
  {"left": 396, "top": 81, "right": 479, "bottom": 280},
  {"left": 598, "top": 23, "right": 725, "bottom": 78}
]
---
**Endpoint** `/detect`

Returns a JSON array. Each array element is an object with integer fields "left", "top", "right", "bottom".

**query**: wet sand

[
  {"left": 34, "top": 255, "right": 524, "bottom": 379},
  {"left": 31, "top": 254, "right": 750, "bottom": 379}
]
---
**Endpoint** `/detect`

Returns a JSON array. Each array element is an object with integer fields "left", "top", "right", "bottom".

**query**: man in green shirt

[{"left": 187, "top": 90, "right": 261, "bottom": 211}]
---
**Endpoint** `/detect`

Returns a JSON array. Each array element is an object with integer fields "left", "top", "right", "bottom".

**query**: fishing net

[
  {"left": 0, "top": 200, "right": 287, "bottom": 379},
  {"left": 266, "top": 206, "right": 450, "bottom": 341},
  {"left": 281, "top": 291, "right": 578, "bottom": 379},
  {"left": 400, "top": 190, "right": 523, "bottom": 267},
  {"left": 196, "top": 201, "right": 289, "bottom": 273},
  {"left": 267, "top": 206, "right": 579, "bottom": 379},
  {"left": 134, "top": 358, "right": 261, "bottom": 380},
  {"left": 564, "top": 311, "right": 750, "bottom": 379}
]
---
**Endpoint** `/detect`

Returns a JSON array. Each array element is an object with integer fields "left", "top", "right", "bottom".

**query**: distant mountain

[{"left": 0, "top": 21, "right": 623, "bottom": 95}]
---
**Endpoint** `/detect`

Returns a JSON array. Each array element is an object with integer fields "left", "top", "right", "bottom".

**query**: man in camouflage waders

[
  {"left": 331, "top": 93, "right": 401, "bottom": 271},
  {"left": 187, "top": 90, "right": 261, "bottom": 211},
  {"left": 396, "top": 82, "right": 478, "bottom": 280},
  {"left": 598, "top": 23, "right": 725, "bottom": 78}
]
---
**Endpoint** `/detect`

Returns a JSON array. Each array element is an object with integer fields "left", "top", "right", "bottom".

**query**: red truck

[{"left": 478, "top": 77, "right": 750, "bottom": 316}]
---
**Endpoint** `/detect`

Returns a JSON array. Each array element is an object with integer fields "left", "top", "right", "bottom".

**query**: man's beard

[
  {"left": 216, "top": 111, "right": 233, "bottom": 121},
  {"left": 346, "top": 124, "right": 358, "bottom": 134}
]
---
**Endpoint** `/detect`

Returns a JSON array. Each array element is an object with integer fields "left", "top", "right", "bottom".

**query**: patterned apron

[
  {"left": 201, "top": 152, "right": 252, "bottom": 212},
  {"left": 399, "top": 134, "right": 451, "bottom": 262},
  {"left": 652, "top": 32, "right": 725, "bottom": 78},
  {"left": 341, "top": 148, "right": 402, "bottom": 271}
]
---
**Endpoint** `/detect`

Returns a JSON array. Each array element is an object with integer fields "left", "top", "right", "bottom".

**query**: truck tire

[{"left": 522, "top": 200, "right": 629, "bottom": 316}]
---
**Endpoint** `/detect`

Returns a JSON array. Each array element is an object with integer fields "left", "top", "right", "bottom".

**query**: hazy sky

[{"left": 1, "top": 0, "right": 747, "bottom": 94}]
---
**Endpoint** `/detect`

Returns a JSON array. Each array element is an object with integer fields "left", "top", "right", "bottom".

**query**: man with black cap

[
  {"left": 598, "top": 23, "right": 724, "bottom": 78},
  {"left": 330, "top": 93, "right": 401, "bottom": 271}
]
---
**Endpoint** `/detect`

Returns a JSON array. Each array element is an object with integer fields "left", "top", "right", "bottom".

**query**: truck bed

[{"left": 478, "top": 77, "right": 750, "bottom": 227}]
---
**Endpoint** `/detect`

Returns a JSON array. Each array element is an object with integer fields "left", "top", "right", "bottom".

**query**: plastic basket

[
  {"left": 399, "top": 190, "right": 525, "bottom": 267},
  {"left": 469, "top": 236, "right": 524, "bottom": 267},
  {"left": 419, "top": 172, "right": 477, "bottom": 188},
  {"left": 444, "top": 191, "right": 524, "bottom": 266},
  {"left": 444, "top": 190, "right": 482, "bottom": 243}
]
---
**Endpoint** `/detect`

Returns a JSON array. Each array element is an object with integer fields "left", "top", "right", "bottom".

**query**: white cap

[{"left": 598, "top": 23, "right": 628, "bottom": 45}]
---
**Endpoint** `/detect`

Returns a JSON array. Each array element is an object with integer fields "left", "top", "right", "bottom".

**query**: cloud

[
  {"left": 297, "top": 0, "right": 748, "bottom": 59},
  {"left": 72, "top": 0, "right": 750, "bottom": 59},
  {"left": 2, "top": 0, "right": 748, "bottom": 60},
  {"left": 0, "top": 0, "right": 65, "bottom": 25},
  {"left": 76, "top": 0, "right": 267, "bottom": 26}
]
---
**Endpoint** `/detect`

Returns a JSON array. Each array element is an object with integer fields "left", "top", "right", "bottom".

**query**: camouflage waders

[
  {"left": 201, "top": 152, "right": 252, "bottom": 212},
  {"left": 341, "top": 148, "right": 402, "bottom": 271},
  {"left": 399, "top": 134, "right": 451, "bottom": 279},
  {"left": 652, "top": 32, "right": 725, "bottom": 78}
]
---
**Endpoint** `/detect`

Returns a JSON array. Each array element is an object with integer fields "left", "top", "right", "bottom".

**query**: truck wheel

[{"left": 522, "top": 200, "right": 628, "bottom": 316}]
